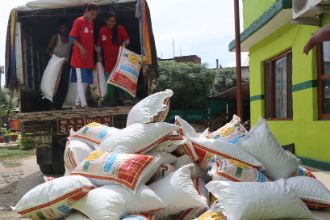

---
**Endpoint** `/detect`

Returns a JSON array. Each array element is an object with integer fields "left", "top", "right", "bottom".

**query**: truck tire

[
  {"left": 39, "top": 164, "right": 55, "bottom": 175},
  {"left": 51, "top": 135, "right": 66, "bottom": 175}
]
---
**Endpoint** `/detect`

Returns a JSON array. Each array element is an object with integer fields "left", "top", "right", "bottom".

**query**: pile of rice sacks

[{"left": 14, "top": 89, "right": 330, "bottom": 220}]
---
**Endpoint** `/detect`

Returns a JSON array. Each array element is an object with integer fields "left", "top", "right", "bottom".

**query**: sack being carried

[
  {"left": 107, "top": 47, "right": 142, "bottom": 97},
  {"left": 41, "top": 54, "right": 66, "bottom": 102},
  {"left": 90, "top": 62, "right": 107, "bottom": 102}
]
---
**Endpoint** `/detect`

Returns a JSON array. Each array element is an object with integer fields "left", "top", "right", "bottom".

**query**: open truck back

[{"left": 5, "top": 0, "right": 158, "bottom": 175}]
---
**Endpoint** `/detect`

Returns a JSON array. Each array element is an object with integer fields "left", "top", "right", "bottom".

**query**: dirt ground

[{"left": 0, "top": 156, "right": 43, "bottom": 220}]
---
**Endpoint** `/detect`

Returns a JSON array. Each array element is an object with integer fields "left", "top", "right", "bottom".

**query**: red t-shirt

[
  {"left": 70, "top": 16, "right": 95, "bottom": 69},
  {"left": 98, "top": 25, "right": 129, "bottom": 73}
]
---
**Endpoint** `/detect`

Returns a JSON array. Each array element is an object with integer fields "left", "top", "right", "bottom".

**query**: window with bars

[
  {"left": 264, "top": 51, "right": 293, "bottom": 120},
  {"left": 317, "top": 42, "right": 330, "bottom": 120}
]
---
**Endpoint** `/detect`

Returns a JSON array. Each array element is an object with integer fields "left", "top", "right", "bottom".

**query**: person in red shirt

[
  {"left": 69, "top": 3, "right": 99, "bottom": 109},
  {"left": 97, "top": 11, "right": 130, "bottom": 106}
]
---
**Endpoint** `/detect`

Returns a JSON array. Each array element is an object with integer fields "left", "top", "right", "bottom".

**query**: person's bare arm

[
  {"left": 71, "top": 38, "right": 86, "bottom": 59},
  {"left": 304, "top": 24, "right": 330, "bottom": 54},
  {"left": 47, "top": 35, "right": 57, "bottom": 57}
]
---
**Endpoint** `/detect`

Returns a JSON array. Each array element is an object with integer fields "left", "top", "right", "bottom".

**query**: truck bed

[
  {"left": 11, "top": 106, "right": 131, "bottom": 122},
  {"left": 11, "top": 106, "right": 132, "bottom": 135}
]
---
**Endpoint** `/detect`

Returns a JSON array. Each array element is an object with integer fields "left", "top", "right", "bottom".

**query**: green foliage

[
  {"left": 210, "top": 67, "right": 236, "bottom": 96},
  {"left": 0, "top": 88, "right": 18, "bottom": 127},
  {"left": 20, "top": 136, "right": 37, "bottom": 150},
  {"left": 153, "top": 61, "right": 215, "bottom": 109}
]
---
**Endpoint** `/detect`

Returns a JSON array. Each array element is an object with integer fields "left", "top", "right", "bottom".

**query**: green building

[{"left": 229, "top": 0, "right": 330, "bottom": 169}]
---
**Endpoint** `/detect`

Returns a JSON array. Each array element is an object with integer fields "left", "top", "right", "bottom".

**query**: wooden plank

[{"left": 11, "top": 106, "right": 132, "bottom": 122}]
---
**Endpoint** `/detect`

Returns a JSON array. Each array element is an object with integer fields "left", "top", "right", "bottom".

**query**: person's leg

[{"left": 76, "top": 68, "right": 87, "bottom": 107}]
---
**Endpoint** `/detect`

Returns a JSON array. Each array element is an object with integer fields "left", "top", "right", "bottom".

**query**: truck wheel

[
  {"left": 39, "top": 164, "right": 55, "bottom": 175},
  {"left": 51, "top": 136, "right": 66, "bottom": 175}
]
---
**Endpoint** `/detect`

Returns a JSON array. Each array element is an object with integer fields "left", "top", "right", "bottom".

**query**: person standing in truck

[
  {"left": 69, "top": 3, "right": 99, "bottom": 109},
  {"left": 97, "top": 11, "right": 130, "bottom": 106},
  {"left": 47, "top": 19, "right": 71, "bottom": 109}
]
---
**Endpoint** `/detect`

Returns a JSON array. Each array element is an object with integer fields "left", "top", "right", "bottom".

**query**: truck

[{"left": 4, "top": 0, "right": 158, "bottom": 175}]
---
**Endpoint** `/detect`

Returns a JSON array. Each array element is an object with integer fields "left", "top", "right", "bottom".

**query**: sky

[{"left": 0, "top": 0, "right": 248, "bottom": 76}]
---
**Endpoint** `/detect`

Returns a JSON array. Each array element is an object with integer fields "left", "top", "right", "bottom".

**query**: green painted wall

[
  {"left": 243, "top": 0, "right": 277, "bottom": 29},
  {"left": 249, "top": 15, "right": 330, "bottom": 163}
]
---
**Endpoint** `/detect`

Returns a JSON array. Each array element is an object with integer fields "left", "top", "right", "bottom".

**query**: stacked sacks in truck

[{"left": 15, "top": 89, "right": 330, "bottom": 220}]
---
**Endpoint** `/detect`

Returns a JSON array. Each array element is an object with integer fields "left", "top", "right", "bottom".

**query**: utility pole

[{"left": 234, "top": 0, "right": 243, "bottom": 120}]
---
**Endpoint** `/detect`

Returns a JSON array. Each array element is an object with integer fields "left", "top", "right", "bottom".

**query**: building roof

[
  {"left": 211, "top": 82, "right": 250, "bottom": 100},
  {"left": 14, "top": 0, "right": 137, "bottom": 11},
  {"left": 229, "top": 0, "right": 292, "bottom": 52}
]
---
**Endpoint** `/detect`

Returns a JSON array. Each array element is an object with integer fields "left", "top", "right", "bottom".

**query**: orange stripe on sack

[
  {"left": 18, "top": 186, "right": 95, "bottom": 215},
  {"left": 192, "top": 141, "right": 258, "bottom": 169}
]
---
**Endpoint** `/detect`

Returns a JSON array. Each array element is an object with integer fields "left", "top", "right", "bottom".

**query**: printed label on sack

[{"left": 72, "top": 151, "right": 155, "bottom": 190}]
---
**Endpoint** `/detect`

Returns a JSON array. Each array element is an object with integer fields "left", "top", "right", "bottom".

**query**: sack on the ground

[
  {"left": 287, "top": 176, "right": 330, "bottom": 209},
  {"left": 208, "top": 158, "right": 269, "bottom": 182},
  {"left": 150, "top": 130, "right": 186, "bottom": 153},
  {"left": 176, "top": 177, "right": 209, "bottom": 220},
  {"left": 108, "top": 47, "right": 142, "bottom": 97},
  {"left": 206, "top": 180, "right": 314, "bottom": 220},
  {"left": 127, "top": 89, "right": 173, "bottom": 126},
  {"left": 65, "top": 212, "right": 90, "bottom": 220},
  {"left": 13, "top": 176, "right": 94, "bottom": 220},
  {"left": 90, "top": 62, "right": 107, "bottom": 102},
  {"left": 239, "top": 118, "right": 300, "bottom": 179},
  {"left": 72, "top": 151, "right": 161, "bottom": 192},
  {"left": 70, "top": 122, "right": 119, "bottom": 148},
  {"left": 64, "top": 139, "right": 95, "bottom": 174},
  {"left": 149, "top": 164, "right": 208, "bottom": 215},
  {"left": 71, "top": 185, "right": 165, "bottom": 220},
  {"left": 190, "top": 137, "right": 263, "bottom": 170},
  {"left": 41, "top": 54, "right": 66, "bottom": 102},
  {"left": 208, "top": 115, "right": 247, "bottom": 141},
  {"left": 292, "top": 165, "right": 316, "bottom": 178},
  {"left": 99, "top": 122, "right": 177, "bottom": 154},
  {"left": 121, "top": 214, "right": 155, "bottom": 220}
]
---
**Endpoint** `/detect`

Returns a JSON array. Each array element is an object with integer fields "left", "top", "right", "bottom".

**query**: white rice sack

[
  {"left": 240, "top": 118, "right": 300, "bottom": 179},
  {"left": 121, "top": 214, "right": 155, "bottom": 220},
  {"left": 287, "top": 176, "right": 330, "bottom": 209},
  {"left": 71, "top": 122, "right": 119, "bottom": 148},
  {"left": 190, "top": 136, "right": 263, "bottom": 170},
  {"left": 176, "top": 177, "right": 209, "bottom": 220},
  {"left": 174, "top": 155, "right": 203, "bottom": 178},
  {"left": 63, "top": 82, "right": 78, "bottom": 108},
  {"left": 90, "top": 62, "right": 107, "bottom": 102},
  {"left": 127, "top": 89, "right": 173, "bottom": 126},
  {"left": 99, "top": 122, "right": 177, "bottom": 154},
  {"left": 206, "top": 180, "right": 314, "bottom": 220},
  {"left": 149, "top": 164, "right": 208, "bottom": 215},
  {"left": 71, "top": 185, "right": 165, "bottom": 220},
  {"left": 41, "top": 54, "right": 66, "bottom": 102},
  {"left": 14, "top": 176, "right": 94, "bottom": 220},
  {"left": 65, "top": 212, "right": 90, "bottom": 220},
  {"left": 175, "top": 116, "right": 199, "bottom": 138},
  {"left": 72, "top": 151, "right": 161, "bottom": 192},
  {"left": 108, "top": 47, "right": 142, "bottom": 97},
  {"left": 64, "top": 139, "right": 95, "bottom": 174}
]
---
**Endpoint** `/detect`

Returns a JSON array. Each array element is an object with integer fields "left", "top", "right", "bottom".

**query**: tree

[
  {"left": 0, "top": 88, "right": 18, "bottom": 128},
  {"left": 153, "top": 61, "right": 214, "bottom": 109},
  {"left": 210, "top": 67, "right": 236, "bottom": 96}
]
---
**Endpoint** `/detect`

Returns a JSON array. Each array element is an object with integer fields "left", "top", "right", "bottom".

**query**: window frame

[
  {"left": 316, "top": 44, "right": 330, "bottom": 120},
  {"left": 264, "top": 50, "right": 293, "bottom": 121}
]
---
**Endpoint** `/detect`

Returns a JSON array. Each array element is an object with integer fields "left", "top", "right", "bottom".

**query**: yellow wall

[
  {"left": 249, "top": 16, "right": 330, "bottom": 163},
  {"left": 243, "top": 0, "right": 277, "bottom": 29}
]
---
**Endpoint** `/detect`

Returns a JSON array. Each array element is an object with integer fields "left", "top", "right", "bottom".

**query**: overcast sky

[{"left": 0, "top": 0, "right": 248, "bottom": 75}]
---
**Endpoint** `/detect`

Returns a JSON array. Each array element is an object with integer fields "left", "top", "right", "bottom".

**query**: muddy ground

[{"left": 0, "top": 156, "right": 43, "bottom": 220}]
